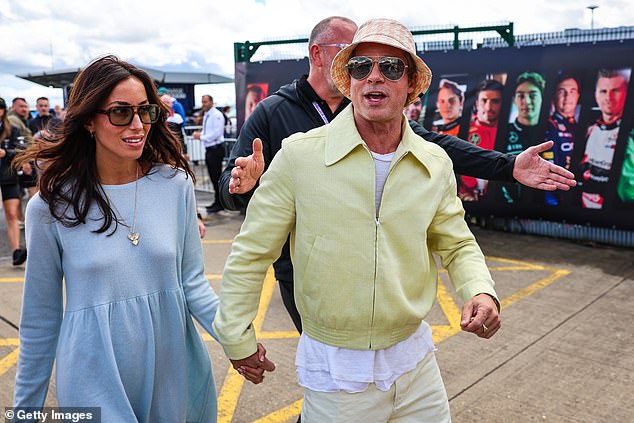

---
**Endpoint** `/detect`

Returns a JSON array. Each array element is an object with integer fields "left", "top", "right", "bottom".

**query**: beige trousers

[{"left": 301, "top": 352, "right": 451, "bottom": 423}]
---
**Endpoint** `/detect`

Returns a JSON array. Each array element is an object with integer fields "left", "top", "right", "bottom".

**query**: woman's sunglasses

[
  {"left": 346, "top": 56, "right": 408, "bottom": 81},
  {"left": 96, "top": 104, "right": 160, "bottom": 126}
]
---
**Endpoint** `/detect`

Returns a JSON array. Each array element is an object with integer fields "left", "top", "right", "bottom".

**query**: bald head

[{"left": 308, "top": 16, "right": 357, "bottom": 65}]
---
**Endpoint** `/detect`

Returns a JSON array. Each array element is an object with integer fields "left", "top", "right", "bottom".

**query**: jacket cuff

[
  {"left": 458, "top": 280, "right": 499, "bottom": 307},
  {"left": 215, "top": 328, "right": 259, "bottom": 360}
]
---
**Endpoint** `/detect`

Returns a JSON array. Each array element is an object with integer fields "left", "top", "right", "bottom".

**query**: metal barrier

[
  {"left": 481, "top": 25, "right": 634, "bottom": 49},
  {"left": 183, "top": 125, "right": 237, "bottom": 193}
]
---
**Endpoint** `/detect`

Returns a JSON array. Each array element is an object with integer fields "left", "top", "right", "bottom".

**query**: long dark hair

[
  {"left": 0, "top": 97, "right": 11, "bottom": 140},
  {"left": 15, "top": 55, "right": 194, "bottom": 233}
]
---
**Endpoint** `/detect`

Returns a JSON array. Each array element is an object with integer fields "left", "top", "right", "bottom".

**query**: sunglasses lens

[
  {"left": 108, "top": 107, "right": 133, "bottom": 125},
  {"left": 139, "top": 105, "right": 159, "bottom": 124},
  {"left": 347, "top": 57, "right": 373, "bottom": 80},
  {"left": 346, "top": 56, "right": 406, "bottom": 81},
  {"left": 378, "top": 58, "right": 406, "bottom": 81}
]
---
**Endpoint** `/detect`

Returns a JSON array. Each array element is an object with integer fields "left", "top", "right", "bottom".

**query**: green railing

[{"left": 235, "top": 23, "right": 515, "bottom": 63}]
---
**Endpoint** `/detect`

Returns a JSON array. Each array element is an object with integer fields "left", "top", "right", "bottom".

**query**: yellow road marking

[
  {"left": 206, "top": 274, "right": 222, "bottom": 280},
  {"left": 0, "top": 338, "right": 20, "bottom": 346},
  {"left": 258, "top": 331, "right": 299, "bottom": 340},
  {"left": 202, "top": 239, "right": 234, "bottom": 244},
  {"left": 433, "top": 277, "right": 463, "bottom": 344},
  {"left": 0, "top": 277, "right": 24, "bottom": 283},
  {"left": 252, "top": 399, "right": 304, "bottom": 423},
  {"left": 500, "top": 269, "right": 571, "bottom": 310},
  {"left": 217, "top": 369, "right": 246, "bottom": 423},
  {"left": 0, "top": 347, "right": 19, "bottom": 377}
]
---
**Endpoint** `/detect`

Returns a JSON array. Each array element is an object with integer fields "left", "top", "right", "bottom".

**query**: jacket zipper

[{"left": 369, "top": 152, "right": 406, "bottom": 349}]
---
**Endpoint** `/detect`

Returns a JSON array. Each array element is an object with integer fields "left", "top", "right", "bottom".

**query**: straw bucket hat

[{"left": 331, "top": 18, "right": 432, "bottom": 105}]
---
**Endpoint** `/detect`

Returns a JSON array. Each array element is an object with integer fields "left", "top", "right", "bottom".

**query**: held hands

[
  {"left": 460, "top": 293, "right": 501, "bottom": 339},
  {"left": 513, "top": 141, "right": 577, "bottom": 191},
  {"left": 192, "top": 131, "right": 201, "bottom": 140},
  {"left": 230, "top": 342, "right": 276, "bottom": 384},
  {"left": 229, "top": 138, "right": 265, "bottom": 194}
]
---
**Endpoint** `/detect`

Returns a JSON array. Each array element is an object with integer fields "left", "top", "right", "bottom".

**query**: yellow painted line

[
  {"left": 202, "top": 239, "right": 234, "bottom": 244},
  {"left": 0, "top": 347, "right": 19, "bottom": 377},
  {"left": 487, "top": 266, "right": 543, "bottom": 272},
  {"left": 205, "top": 274, "right": 222, "bottom": 280},
  {"left": 252, "top": 399, "right": 303, "bottom": 423},
  {"left": 0, "top": 277, "right": 24, "bottom": 283},
  {"left": 217, "top": 367, "right": 246, "bottom": 423},
  {"left": 500, "top": 269, "right": 571, "bottom": 310},
  {"left": 258, "top": 331, "right": 299, "bottom": 340},
  {"left": 253, "top": 268, "right": 277, "bottom": 334},
  {"left": 433, "top": 278, "right": 463, "bottom": 344},
  {"left": 0, "top": 338, "right": 20, "bottom": 346},
  {"left": 485, "top": 256, "right": 546, "bottom": 270}
]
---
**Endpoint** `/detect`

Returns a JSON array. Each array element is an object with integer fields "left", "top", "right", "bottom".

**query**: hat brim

[{"left": 331, "top": 40, "right": 432, "bottom": 106}]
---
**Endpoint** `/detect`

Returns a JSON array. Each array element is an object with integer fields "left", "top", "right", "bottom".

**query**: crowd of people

[
  {"left": 0, "top": 96, "right": 62, "bottom": 266},
  {"left": 8, "top": 15, "right": 584, "bottom": 423}
]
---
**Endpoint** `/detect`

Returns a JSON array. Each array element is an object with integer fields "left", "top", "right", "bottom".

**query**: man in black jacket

[{"left": 219, "top": 16, "right": 576, "bottom": 333}]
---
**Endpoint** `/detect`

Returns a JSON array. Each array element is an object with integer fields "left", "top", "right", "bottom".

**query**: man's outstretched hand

[
  {"left": 230, "top": 343, "right": 276, "bottom": 384},
  {"left": 229, "top": 138, "right": 265, "bottom": 195},
  {"left": 513, "top": 141, "right": 577, "bottom": 191}
]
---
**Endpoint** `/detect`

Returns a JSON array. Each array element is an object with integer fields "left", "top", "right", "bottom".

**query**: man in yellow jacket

[{"left": 214, "top": 18, "right": 501, "bottom": 422}]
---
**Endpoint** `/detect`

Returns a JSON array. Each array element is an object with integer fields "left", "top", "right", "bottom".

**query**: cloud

[{"left": 1, "top": 0, "right": 632, "bottom": 108}]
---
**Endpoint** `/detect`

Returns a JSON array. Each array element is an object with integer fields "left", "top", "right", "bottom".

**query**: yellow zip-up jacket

[{"left": 214, "top": 105, "right": 497, "bottom": 360}]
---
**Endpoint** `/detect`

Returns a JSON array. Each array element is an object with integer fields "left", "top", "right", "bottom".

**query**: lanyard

[{"left": 312, "top": 102, "right": 330, "bottom": 125}]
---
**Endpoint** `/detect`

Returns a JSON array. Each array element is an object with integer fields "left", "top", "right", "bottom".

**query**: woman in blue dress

[{"left": 13, "top": 56, "right": 225, "bottom": 422}]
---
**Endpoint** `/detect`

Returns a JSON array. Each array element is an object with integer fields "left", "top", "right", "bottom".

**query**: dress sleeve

[
  {"left": 181, "top": 180, "right": 220, "bottom": 341},
  {"left": 13, "top": 195, "right": 64, "bottom": 409}
]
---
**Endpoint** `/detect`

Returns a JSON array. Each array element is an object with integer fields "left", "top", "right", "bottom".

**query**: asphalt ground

[{"left": 0, "top": 190, "right": 632, "bottom": 422}]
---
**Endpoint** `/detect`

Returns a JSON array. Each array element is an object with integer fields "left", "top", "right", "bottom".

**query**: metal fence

[
  {"left": 482, "top": 25, "right": 634, "bottom": 49},
  {"left": 183, "top": 125, "right": 237, "bottom": 193}
]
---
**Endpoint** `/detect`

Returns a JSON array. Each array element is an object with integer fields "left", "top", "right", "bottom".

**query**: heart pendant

[{"left": 128, "top": 232, "right": 140, "bottom": 246}]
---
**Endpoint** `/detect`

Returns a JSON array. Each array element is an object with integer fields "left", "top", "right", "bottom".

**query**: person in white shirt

[{"left": 193, "top": 94, "right": 225, "bottom": 212}]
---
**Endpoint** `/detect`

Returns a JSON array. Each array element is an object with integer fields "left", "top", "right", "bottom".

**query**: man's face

[
  {"left": 595, "top": 75, "right": 627, "bottom": 121},
  {"left": 12, "top": 99, "right": 29, "bottom": 119},
  {"left": 404, "top": 99, "right": 422, "bottom": 121},
  {"left": 319, "top": 21, "right": 357, "bottom": 96},
  {"left": 245, "top": 90, "right": 261, "bottom": 118},
  {"left": 160, "top": 94, "right": 173, "bottom": 109},
  {"left": 476, "top": 89, "right": 502, "bottom": 125},
  {"left": 437, "top": 87, "right": 463, "bottom": 123},
  {"left": 350, "top": 42, "right": 414, "bottom": 127},
  {"left": 36, "top": 99, "right": 50, "bottom": 116},
  {"left": 201, "top": 96, "right": 212, "bottom": 112},
  {"left": 554, "top": 78, "right": 579, "bottom": 118},
  {"left": 514, "top": 81, "right": 542, "bottom": 126}
]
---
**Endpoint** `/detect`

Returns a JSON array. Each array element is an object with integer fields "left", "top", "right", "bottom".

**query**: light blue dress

[{"left": 13, "top": 164, "right": 219, "bottom": 422}]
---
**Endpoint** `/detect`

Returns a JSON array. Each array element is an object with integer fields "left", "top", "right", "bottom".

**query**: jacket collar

[{"left": 324, "top": 104, "right": 433, "bottom": 175}]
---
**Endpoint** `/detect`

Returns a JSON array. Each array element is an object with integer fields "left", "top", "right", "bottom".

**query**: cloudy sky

[{"left": 1, "top": 0, "right": 631, "bottom": 110}]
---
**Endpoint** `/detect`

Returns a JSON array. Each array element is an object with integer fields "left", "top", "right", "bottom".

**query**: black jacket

[
  {"left": 28, "top": 114, "right": 61, "bottom": 135},
  {"left": 0, "top": 124, "right": 25, "bottom": 185},
  {"left": 219, "top": 75, "right": 515, "bottom": 282}
]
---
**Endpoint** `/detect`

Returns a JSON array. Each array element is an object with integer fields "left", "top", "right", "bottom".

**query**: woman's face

[
  {"left": 86, "top": 76, "right": 152, "bottom": 167},
  {"left": 437, "top": 87, "right": 463, "bottom": 123}
]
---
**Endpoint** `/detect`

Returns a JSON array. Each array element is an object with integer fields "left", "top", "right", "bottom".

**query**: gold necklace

[{"left": 108, "top": 165, "right": 140, "bottom": 246}]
